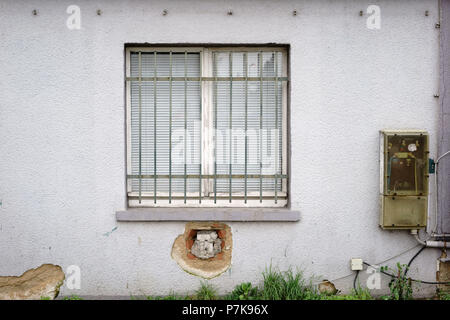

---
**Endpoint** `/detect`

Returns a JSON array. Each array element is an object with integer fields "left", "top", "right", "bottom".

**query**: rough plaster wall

[
  {"left": 438, "top": 0, "right": 450, "bottom": 234},
  {"left": 0, "top": 0, "right": 442, "bottom": 297}
]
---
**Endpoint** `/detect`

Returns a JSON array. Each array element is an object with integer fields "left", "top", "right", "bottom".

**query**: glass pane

[
  {"left": 213, "top": 51, "right": 283, "bottom": 193},
  {"left": 130, "top": 52, "right": 201, "bottom": 194},
  {"left": 386, "top": 134, "right": 427, "bottom": 194}
]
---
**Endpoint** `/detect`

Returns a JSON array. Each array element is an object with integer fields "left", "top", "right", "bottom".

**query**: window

[{"left": 126, "top": 46, "right": 288, "bottom": 207}]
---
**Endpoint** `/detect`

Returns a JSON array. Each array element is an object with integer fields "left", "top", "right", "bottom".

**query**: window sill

[{"left": 115, "top": 208, "right": 300, "bottom": 222}]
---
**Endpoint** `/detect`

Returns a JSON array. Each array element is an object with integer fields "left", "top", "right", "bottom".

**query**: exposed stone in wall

[
  {"left": 318, "top": 280, "right": 337, "bottom": 295},
  {"left": 171, "top": 222, "right": 232, "bottom": 279},
  {"left": 191, "top": 230, "right": 222, "bottom": 259},
  {"left": 0, "top": 264, "right": 65, "bottom": 300}
]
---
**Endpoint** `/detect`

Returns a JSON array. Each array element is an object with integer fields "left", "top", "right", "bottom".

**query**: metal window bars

[{"left": 127, "top": 49, "right": 288, "bottom": 206}]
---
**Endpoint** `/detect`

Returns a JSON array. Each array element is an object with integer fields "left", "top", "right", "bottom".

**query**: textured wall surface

[
  {"left": 438, "top": 0, "right": 450, "bottom": 235},
  {"left": 0, "top": 0, "right": 442, "bottom": 297}
]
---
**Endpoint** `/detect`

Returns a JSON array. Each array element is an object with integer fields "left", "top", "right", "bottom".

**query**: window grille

[{"left": 126, "top": 47, "right": 288, "bottom": 207}]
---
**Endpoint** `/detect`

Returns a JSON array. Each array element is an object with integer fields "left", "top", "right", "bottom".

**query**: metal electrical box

[{"left": 379, "top": 130, "right": 429, "bottom": 229}]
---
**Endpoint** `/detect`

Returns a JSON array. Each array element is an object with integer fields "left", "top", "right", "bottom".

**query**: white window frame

[{"left": 126, "top": 46, "right": 288, "bottom": 207}]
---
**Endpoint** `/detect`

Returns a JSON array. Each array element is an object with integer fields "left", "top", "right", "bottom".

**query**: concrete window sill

[{"left": 115, "top": 208, "right": 300, "bottom": 222}]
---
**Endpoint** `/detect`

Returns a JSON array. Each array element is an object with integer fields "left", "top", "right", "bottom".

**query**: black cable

[
  {"left": 404, "top": 245, "right": 426, "bottom": 277},
  {"left": 353, "top": 270, "right": 360, "bottom": 291},
  {"left": 363, "top": 262, "right": 450, "bottom": 285}
]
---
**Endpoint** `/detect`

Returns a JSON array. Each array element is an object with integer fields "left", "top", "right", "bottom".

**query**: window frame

[{"left": 125, "top": 46, "right": 289, "bottom": 207}]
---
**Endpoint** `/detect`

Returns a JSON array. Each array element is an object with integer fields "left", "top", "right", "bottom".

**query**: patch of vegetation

[
  {"left": 260, "top": 267, "right": 311, "bottom": 300},
  {"left": 40, "top": 296, "right": 51, "bottom": 300},
  {"left": 62, "top": 295, "right": 83, "bottom": 300},
  {"left": 438, "top": 291, "right": 450, "bottom": 300},
  {"left": 108, "top": 261, "right": 434, "bottom": 301},
  {"left": 379, "top": 263, "right": 413, "bottom": 300},
  {"left": 349, "top": 286, "right": 374, "bottom": 300},
  {"left": 195, "top": 281, "right": 217, "bottom": 300},
  {"left": 146, "top": 292, "right": 191, "bottom": 300},
  {"left": 226, "top": 282, "right": 259, "bottom": 300},
  {"left": 216, "top": 267, "right": 375, "bottom": 300},
  {"left": 315, "top": 287, "right": 374, "bottom": 300}
]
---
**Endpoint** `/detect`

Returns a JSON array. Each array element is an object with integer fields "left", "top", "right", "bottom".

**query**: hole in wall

[
  {"left": 171, "top": 222, "right": 232, "bottom": 279},
  {"left": 186, "top": 229, "right": 226, "bottom": 260}
]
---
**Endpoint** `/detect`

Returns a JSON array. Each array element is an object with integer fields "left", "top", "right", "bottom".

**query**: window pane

[
  {"left": 213, "top": 51, "right": 283, "bottom": 193},
  {"left": 130, "top": 52, "right": 201, "bottom": 194}
]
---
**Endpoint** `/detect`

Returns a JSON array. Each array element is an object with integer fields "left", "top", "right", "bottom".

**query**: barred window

[{"left": 126, "top": 47, "right": 288, "bottom": 207}]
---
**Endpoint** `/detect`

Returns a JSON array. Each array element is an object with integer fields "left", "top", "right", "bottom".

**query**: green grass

[
  {"left": 62, "top": 295, "right": 83, "bottom": 300},
  {"left": 438, "top": 292, "right": 450, "bottom": 300},
  {"left": 146, "top": 292, "right": 191, "bottom": 300},
  {"left": 224, "top": 268, "right": 374, "bottom": 300},
  {"left": 260, "top": 267, "right": 311, "bottom": 300},
  {"left": 313, "top": 287, "right": 374, "bottom": 300},
  {"left": 225, "top": 282, "right": 259, "bottom": 300},
  {"left": 195, "top": 281, "right": 217, "bottom": 300},
  {"left": 128, "top": 264, "right": 425, "bottom": 301}
]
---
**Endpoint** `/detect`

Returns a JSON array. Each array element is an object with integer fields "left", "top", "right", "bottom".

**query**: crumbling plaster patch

[
  {"left": 0, "top": 264, "right": 65, "bottom": 300},
  {"left": 171, "top": 222, "right": 232, "bottom": 279}
]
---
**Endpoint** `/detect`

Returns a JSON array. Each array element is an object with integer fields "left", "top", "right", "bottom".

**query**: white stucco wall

[{"left": 0, "top": 0, "right": 442, "bottom": 297}]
